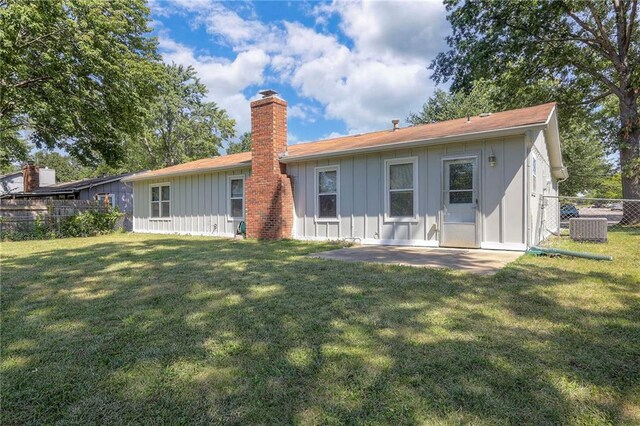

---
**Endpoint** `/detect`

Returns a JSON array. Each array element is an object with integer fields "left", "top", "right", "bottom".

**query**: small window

[
  {"left": 448, "top": 162, "right": 473, "bottom": 204},
  {"left": 96, "top": 193, "right": 115, "bottom": 207},
  {"left": 150, "top": 184, "right": 170, "bottom": 218},
  {"left": 385, "top": 158, "right": 418, "bottom": 220},
  {"left": 228, "top": 176, "right": 245, "bottom": 219},
  {"left": 316, "top": 166, "right": 339, "bottom": 220}
]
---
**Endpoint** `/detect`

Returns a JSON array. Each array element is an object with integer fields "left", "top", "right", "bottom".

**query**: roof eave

[
  {"left": 122, "top": 162, "right": 251, "bottom": 182},
  {"left": 279, "top": 122, "right": 549, "bottom": 163}
]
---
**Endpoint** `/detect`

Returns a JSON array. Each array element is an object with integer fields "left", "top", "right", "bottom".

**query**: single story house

[
  {"left": 123, "top": 91, "right": 567, "bottom": 251},
  {"left": 2, "top": 165, "right": 136, "bottom": 230},
  {"left": 0, "top": 166, "right": 55, "bottom": 196}
]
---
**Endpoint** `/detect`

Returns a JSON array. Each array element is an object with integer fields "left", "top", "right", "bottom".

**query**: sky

[{"left": 148, "top": 0, "right": 451, "bottom": 148}]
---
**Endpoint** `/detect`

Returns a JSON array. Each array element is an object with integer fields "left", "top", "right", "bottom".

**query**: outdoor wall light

[{"left": 488, "top": 150, "right": 497, "bottom": 167}]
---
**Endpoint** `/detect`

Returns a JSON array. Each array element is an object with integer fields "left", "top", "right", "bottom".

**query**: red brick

[{"left": 245, "top": 95, "right": 294, "bottom": 239}]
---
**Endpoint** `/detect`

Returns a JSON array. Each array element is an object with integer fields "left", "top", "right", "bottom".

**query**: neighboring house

[
  {"left": 2, "top": 164, "right": 136, "bottom": 230},
  {"left": 124, "top": 91, "right": 567, "bottom": 251},
  {"left": 0, "top": 166, "right": 55, "bottom": 195}
]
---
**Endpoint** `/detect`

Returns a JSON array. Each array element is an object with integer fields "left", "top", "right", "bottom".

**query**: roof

[
  {"left": 1, "top": 172, "right": 138, "bottom": 198},
  {"left": 124, "top": 102, "right": 560, "bottom": 182},
  {"left": 0, "top": 171, "right": 22, "bottom": 180}
]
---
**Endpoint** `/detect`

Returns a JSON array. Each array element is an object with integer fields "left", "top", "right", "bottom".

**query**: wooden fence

[{"left": 0, "top": 199, "right": 109, "bottom": 234}]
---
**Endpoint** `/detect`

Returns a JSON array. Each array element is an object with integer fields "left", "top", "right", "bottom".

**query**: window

[
  {"left": 385, "top": 158, "right": 418, "bottom": 221},
  {"left": 448, "top": 162, "right": 473, "bottom": 204},
  {"left": 228, "top": 176, "right": 245, "bottom": 219},
  {"left": 315, "top": 166, "right": 339, "bottom": 220},
  {"left": 150, "top": 184, "right": 170, "bottom": 219},
  {"left": 96, "top": 193, "right": 115, "bottom": 207}
]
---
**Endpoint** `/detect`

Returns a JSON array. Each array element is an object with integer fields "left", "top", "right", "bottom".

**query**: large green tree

[
  {"left": 433, "top": 0, "right": 640, "bottom": 220},
  {"left": 0, "top": 0, "right": 162, "bottom": 167},
  {"left": 408, "top": 80, "right": 497, "bottom": 124},
  {"left": 226, "top": 132, "right": 252, "bottom": 155},
  {"left": 130, "top": 64, "right": 236, "bottom": 169},
  {"left": 409, "top": 81, "right": 611, "bottom": 196}
]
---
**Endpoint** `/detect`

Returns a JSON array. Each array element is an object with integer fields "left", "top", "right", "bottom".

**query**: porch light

[{"left": 488, "top": 151, "right": 497, "bottom": 167}]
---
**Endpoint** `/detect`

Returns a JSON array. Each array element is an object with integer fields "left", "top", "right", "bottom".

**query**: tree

[
  {"left": 408, "top": 80, "right": 497, "bottom": 124},
  {"left": 33, "top": 151, "right": 87, "bottom": 183},
  {"left": 0, "top": 0, "right": 162, "bottom": 166},
  {"left": 133, "top": 64, "right": 236, "bottom": 169},
  {"left": 433, "top": 0, "right": 640, "bottom": 221},
  {"left": 226, "top": 132, "right": 252, "bottom": 154},
  {"left": 409, "top": 80, "right": 611, "bottom": 195},
  {"left": 589, "top": 173, "right": 624, "bottom": 199}
]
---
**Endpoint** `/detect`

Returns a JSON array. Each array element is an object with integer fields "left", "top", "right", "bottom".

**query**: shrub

[
  {"left": 1, "top": 210, "right": 122, "bottom": 241},
  {"left": 60, "top": 210, "right": 122, "bottom": 238}
]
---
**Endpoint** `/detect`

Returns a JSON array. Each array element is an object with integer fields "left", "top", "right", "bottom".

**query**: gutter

[
  {"left": 279, "top": 122, "right": 550, "bottom": 163},
  {"left": 122, "top": 162, "right": 252, "bottom": 183}
]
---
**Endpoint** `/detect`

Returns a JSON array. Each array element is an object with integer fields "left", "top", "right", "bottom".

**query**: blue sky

[{"left": 149, "top": 0, "right": 451, "bottom": 149}]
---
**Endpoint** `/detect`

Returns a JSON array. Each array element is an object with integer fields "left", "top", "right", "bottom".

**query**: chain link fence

[{"left": 536, "top": 196, "right": 640, "bottom": 246}]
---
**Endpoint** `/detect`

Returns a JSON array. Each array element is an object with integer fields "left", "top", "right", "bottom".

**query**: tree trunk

[{"left": 619, "top": 96, "right": 640, "bottom": 225}]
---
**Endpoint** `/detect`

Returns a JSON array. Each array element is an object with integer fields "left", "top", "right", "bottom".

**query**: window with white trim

[
  {"left": 228, "top": 176, "right": 245, "bottom": 219},
  {"left": 150, "top": 184, "right": 170, "bottom": 218},
  {"left": 316, "top": 166, "right": 339, "bottom": 220},
  {"left": 96, "top": 193, "right": 115, "bottom": 207},
  {"left": 385, "top": 158, "right": 418, "bottom": 220}
]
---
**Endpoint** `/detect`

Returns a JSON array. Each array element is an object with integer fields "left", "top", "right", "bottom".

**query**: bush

[
  {"left": 1, "top": 210, "right": 122, "bottom": 241},
  {"left": 60, "top": 210, "right": 122, "bottom": 238}
]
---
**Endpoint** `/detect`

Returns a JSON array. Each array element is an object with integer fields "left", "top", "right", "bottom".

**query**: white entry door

[{"left": 441, "top": 158, "right": 479, "bottom": 248}]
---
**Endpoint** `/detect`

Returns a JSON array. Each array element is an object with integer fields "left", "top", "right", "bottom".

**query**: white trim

[
  {"left": 227, "top": 175, "right": 245, "bottom": 221},
  {"left": 314, "top": 165, "right": 340, "bottom": 223},
  {"left": 149, "top": 182, "right": 171, "bottom": 221},
  {"left": 384, "top": 157, "right": 419, "bottom": 223},
  {"left": 480, "top": 242, "right": 527, "bottom": 251},
  {"left": 134, "top": 229, "right": 235, "bottom": 238},
  {"left": 280, "top": 121, "right": 552, "bottom": 164},
  {"left": 295, "top": 235, "right": 439, "bottom": 247},
  {"left": 123, "top": 163, "right": 251, "bottom": 182}
]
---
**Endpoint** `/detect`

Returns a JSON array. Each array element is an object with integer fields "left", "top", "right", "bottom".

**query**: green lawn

[{"left": 2, "top": 231, "right": 639, "bottom": 424}]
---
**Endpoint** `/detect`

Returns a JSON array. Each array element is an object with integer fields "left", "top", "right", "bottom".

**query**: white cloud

[
  {"left": 152, "top": 0, "right": 449, "bottom": 137},
  {"left": 158, "top": 36, "right": 269, "bottom": 133}
]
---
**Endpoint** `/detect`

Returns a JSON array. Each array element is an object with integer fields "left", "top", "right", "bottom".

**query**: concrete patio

[{"left": 309, "top": 245, "right": 523, "bottom": 274}]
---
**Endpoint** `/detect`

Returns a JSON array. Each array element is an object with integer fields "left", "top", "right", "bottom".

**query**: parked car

[
  {"left": 560, "top": 204, "right": 580, "bottom": 219},
  {"left": 611, "top": 202, "right": 623, "bottom": 211}
]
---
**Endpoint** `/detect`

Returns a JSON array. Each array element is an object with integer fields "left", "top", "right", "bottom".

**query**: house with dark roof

[
  {"left": 3, "top": 165, "right": 136, "bottom": 230},
  {"left": 123, "top": 91, "right": 567, "bottom": 250},
  {"left": 0, "top": 166, "right": 56, "bottom": 196}
]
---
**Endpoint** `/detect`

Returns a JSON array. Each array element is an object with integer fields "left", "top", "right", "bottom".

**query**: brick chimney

[
  {"left": 245, "top": 90, "right": 294, "bottom": 239},
  {"left": 22, "top": 162, "right": 39, "bottom": 193}
]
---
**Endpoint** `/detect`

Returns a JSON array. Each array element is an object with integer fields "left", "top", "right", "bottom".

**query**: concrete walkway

[{"left": 309, "top": 245, "right": 522, "bottom": 275}]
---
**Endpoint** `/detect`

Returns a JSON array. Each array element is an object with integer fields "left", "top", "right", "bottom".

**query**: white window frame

[
  {"left": 314, "top": 165, "right": 340, "bottom": 222},
  {"left": 227, "top": 175, "right": 245, "bottom": 220},
  {"left": 149, "top": 182, "right": 171, "bottom": 221},
  {"left": 384, "top": 157, "right": 419, "bottom": 223},
  {"left": 95, "top": 193, "right": 115, "bottom": 207}
]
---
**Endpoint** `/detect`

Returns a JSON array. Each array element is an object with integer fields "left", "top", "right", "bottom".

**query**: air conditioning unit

[{"left": 569, "top": 218, "right": 608, "bottom": 242}]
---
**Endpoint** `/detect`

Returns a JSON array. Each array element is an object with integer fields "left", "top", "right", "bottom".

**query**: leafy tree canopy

[
  {"left": 226, "top": 132, "right": 252, "bottom": 155},
  {"left": 408, "top": 80, "right": 497, "bottom": 125},
  {"left": 0, "top": 0, "right": 163, "bottom": 167},
  {"left": 409, "top": 80, "right": 611, "bottom": 196},
  {"left": 129, "top": 64, "right": 236, "bottom": 170},
  {"left": 432, "top": 0, "right": 640, "bottom": 204}
]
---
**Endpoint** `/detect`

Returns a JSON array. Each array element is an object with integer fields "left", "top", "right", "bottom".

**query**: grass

[{"left": 1, "top": 230, "right": 639, "bottom": 425}]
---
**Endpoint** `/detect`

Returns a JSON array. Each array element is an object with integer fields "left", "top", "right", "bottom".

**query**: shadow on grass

[{"left": 2, "top": 234, "right": 639, "bottom": 424}]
